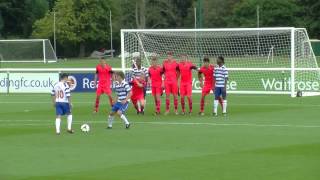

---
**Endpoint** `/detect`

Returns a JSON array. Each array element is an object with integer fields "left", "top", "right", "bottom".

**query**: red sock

[
  {"left": 200, "top": 96, "right": 205, "bottom": 112},
  {"left": 95, "top": 97, "right": 100, "bottom": 112},
  {"left": 219, "top": 97, "right": 223, "bottom": 108},
  {"left": 174, "top": 97, "right": 178, "bottom": 111},
  {"left": 166, "top": 98, "right": 170, "bottom": 111},
  {"left": 187, "top": 97, "right": 192, "bottom": 113},
  {"left": 181, "top": 97, "right": 185, "bottom": 112}
]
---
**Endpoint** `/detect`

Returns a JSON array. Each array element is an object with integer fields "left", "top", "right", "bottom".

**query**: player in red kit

[
  {"left": 178, "top": 54, "right": 197, "bottom": 115},
  {"left": 93, "top": 58, "right": 113, "bottom": 113},
  {"left": 131, "top": 73, "right": 146, "bottom": 114},
  {"left": 163, "top": 51, "right": 179, "bottom": 115},
  {"left": 148, "top": 56, "right": 163, "bottom": 115},
  {"left": 198, "top": 56, "right": 223, "bottom": 115}
]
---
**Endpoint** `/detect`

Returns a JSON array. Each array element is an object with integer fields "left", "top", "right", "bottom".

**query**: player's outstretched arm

[{"left": 122, "top": 91, "right": 132, "bottom": 104}]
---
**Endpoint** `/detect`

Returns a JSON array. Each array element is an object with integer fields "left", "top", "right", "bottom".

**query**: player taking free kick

[
  {"left": 107, "top": 71, "right": 131, "bottom": 129},
  {"left": 51, "top": 73, "right": 74, "bottom": 135},
  {"left": 148, "top": 56, "right": 163, "bottom": 115},
  {"left": 178, "top": 54, "right": 197, "bottom": 115},
  {"left": 213, "top": 56, "right": 228, "bottom": 116},
  {"left": 163, "top": 51, "right": 180, "bottom": 115},
  {"left": 93, "top": 57, "right": 113, "bottom": 113},
  {"left": 198, "top": 57, "right": 223, "bottom": 115}
]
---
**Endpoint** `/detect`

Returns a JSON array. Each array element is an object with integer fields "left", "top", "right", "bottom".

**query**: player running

[
  {"left": 163, "top": 51, "right": 179, "bottom": 115},
  {"left": 178, "top": 54, "right": 197, "bottom": 115},
  {"left": 107, "top": 71, "right": 131, "bottom": 129},
  {"left": 148, "top": 56, "right": 163, "bottom": 115},
  {"left": 131, "top": 73, "right": 147, "bottom": 114},
  {"left": 198, "top": 56, "right": 223, "bottom": 115},
  {"left": 213, "top": 56, "right": 228, "bottom": 116},
  {"left": 93, "top": 57, "right": 113, "bottom": 113},
  {"left": 51, "top": 73, "right": 74, "bottom": 135}
]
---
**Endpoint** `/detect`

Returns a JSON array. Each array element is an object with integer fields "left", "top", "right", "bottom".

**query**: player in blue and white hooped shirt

[
  {"left": 108, "top": 71, "right": 132, "bottom": 129},
  {"left": 213, "top": 56, "right": 228, "bottom": 116},
  {"left": 51, "top": 73, "right": 74, "bottom": 135}
]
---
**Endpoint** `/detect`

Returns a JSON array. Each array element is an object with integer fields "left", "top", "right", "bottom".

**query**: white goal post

[
  {"left": 121, "top": 27, "right": 320, "bottom": 97},
  {"left": 0, "top": 39, "right": 57, "bottom": 63}
]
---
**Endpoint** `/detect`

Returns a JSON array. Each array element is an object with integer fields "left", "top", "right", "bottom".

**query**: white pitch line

[
  {"left": 0, "top": 120, "right": 320, "bottom": 128},
  {"left": 1, "top": 101, "right": 319, "bottom": 107}
]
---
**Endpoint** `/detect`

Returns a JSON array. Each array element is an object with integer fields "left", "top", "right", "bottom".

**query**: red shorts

[
  {"left": 152, "top": 86, "right": 162, "bottom": 96},
  {"left": 96, "top": 86, "right": 112, "bottom": 96},
  {"left": 180, "top": 83, "right": 192, "bottom": 96},
  {"left": 202, "top": 85, "right": 213, "bottom": 96},
  {"left": 131, "top": 94, "right": 144, "bottom": 103},
  {"left": 165, "top": 82, "right": 178, "bottom": 95}
]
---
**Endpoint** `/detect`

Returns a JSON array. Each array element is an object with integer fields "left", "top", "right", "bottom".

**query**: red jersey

[
  {"left": 96, "top": 64, "right": 112, "bottom": 87},
  {"left": 131, "top": 78, "right": 146, "bottom": 96},
  {"left": 163, "top": 59, "right": 179, "bottom": 83},
  {"left": 148, "top": 65, "right": 163, "bottom": 87},
  {"left": 199, "top": 65, "right": 215, "bottom": 87},
  {"left": 179, "top": 61, "right": 196, "bottom": 85}
]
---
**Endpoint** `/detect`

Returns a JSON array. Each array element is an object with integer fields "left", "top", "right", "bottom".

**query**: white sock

[
  {"left": 67, "top": 115, "right": 72, "bottom": 130},
  {"left": 108, "top": 115, "right": 114, "bottom": 127},
  {"left": 213, "top": 100, "right": 218, "bottom": 114},
  {"left": 55, "top": 118, "right": 61, "bottom": 134},
  {"left": 120, "top": 114, "right": 129, "bottom": 125},
  {"left": 222, "top": 100, "right": 227, "bottom": 113}
]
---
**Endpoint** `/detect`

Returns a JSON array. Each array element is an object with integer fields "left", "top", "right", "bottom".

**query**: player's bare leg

[
  {"left": 219, "top": 97, "right": 224, "bottom": 109},
  {"left": 94, "top": 94, "right": 101, "bottom": 113},
  {"left": 139, "top": 99, "right": 145, "bottom": 115},
  {"left": 107, "top": 94, "right": 114, "bottom": 108}
]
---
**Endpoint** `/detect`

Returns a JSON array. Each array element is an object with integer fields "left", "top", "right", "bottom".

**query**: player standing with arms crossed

[
  {"left": 148, "top": 56, "right": 163, "bottom": 115},
  {"left": 198, "top": 56, "right": 223, "bottom": 115},
  {"left": 51, "top": 73, "right": 74, "bottom": 135},
  {"left": 163, "top": 51, "right": 179, "bottom": 115},
  {"left": 213, "top": 56, "right": 228, "bottom": 116},
  {"left": 93, "top": 58, "right": 113, "bottom": 113},
  {"left": 107, "top": 71, "right": 131, "bottom": 129},
  {"left": 178, "top": 54, "right": 197, "bottom": 115}
]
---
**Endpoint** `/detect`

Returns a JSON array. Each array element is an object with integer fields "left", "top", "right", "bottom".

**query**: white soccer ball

[{"left": 80, "top": 124, "right": 90, "bottom": 132}]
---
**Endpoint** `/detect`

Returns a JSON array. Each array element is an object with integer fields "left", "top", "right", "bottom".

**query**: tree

[
  {"left": 228, "top": 0, "right": 301, "bottom": 28},
  {"left": 0, "top": 0, "right": 48, "bottom": 38},
  {"left": 32, "top": 0, "right": 117, "bottom": 57},
  {"left": 297, "top": 0, "right": 320, "bottom": 39}
]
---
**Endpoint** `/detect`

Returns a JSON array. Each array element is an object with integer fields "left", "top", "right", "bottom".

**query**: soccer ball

[{"left": 80, "top": 124, "right": 90, "bottom": 133}]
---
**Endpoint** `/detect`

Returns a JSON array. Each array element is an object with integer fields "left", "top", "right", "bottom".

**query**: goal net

[
  {"left": 121, "top": 28, "right": 320, "bottom": 97},
  {"left": 0, "top": 39, "right": 57, "bottom": 63}
]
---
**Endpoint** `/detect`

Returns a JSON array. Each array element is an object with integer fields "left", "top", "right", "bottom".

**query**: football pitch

[{"left": 0, "top": 93, "right": 320, "bottom": 180}]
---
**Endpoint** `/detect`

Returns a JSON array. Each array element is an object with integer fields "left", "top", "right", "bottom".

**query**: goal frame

[
  {"left": 121, "top": 27, "right": 320, "bottom": 97},
  {"left": 0, "top": 39, "right": 57, "bottom": 63}
]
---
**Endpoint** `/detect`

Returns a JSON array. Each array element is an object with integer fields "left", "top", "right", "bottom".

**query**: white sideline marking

[
  {"left": 0, "top": 120, "right": 320, "bottom": 128},
  {"left": 1, "top": 101, "right": 320, "bottom": 107}
]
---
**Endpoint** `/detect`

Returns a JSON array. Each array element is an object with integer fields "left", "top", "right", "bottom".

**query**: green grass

[{"left": 0, "top": 93, "right": 320, "bottom": 180}]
